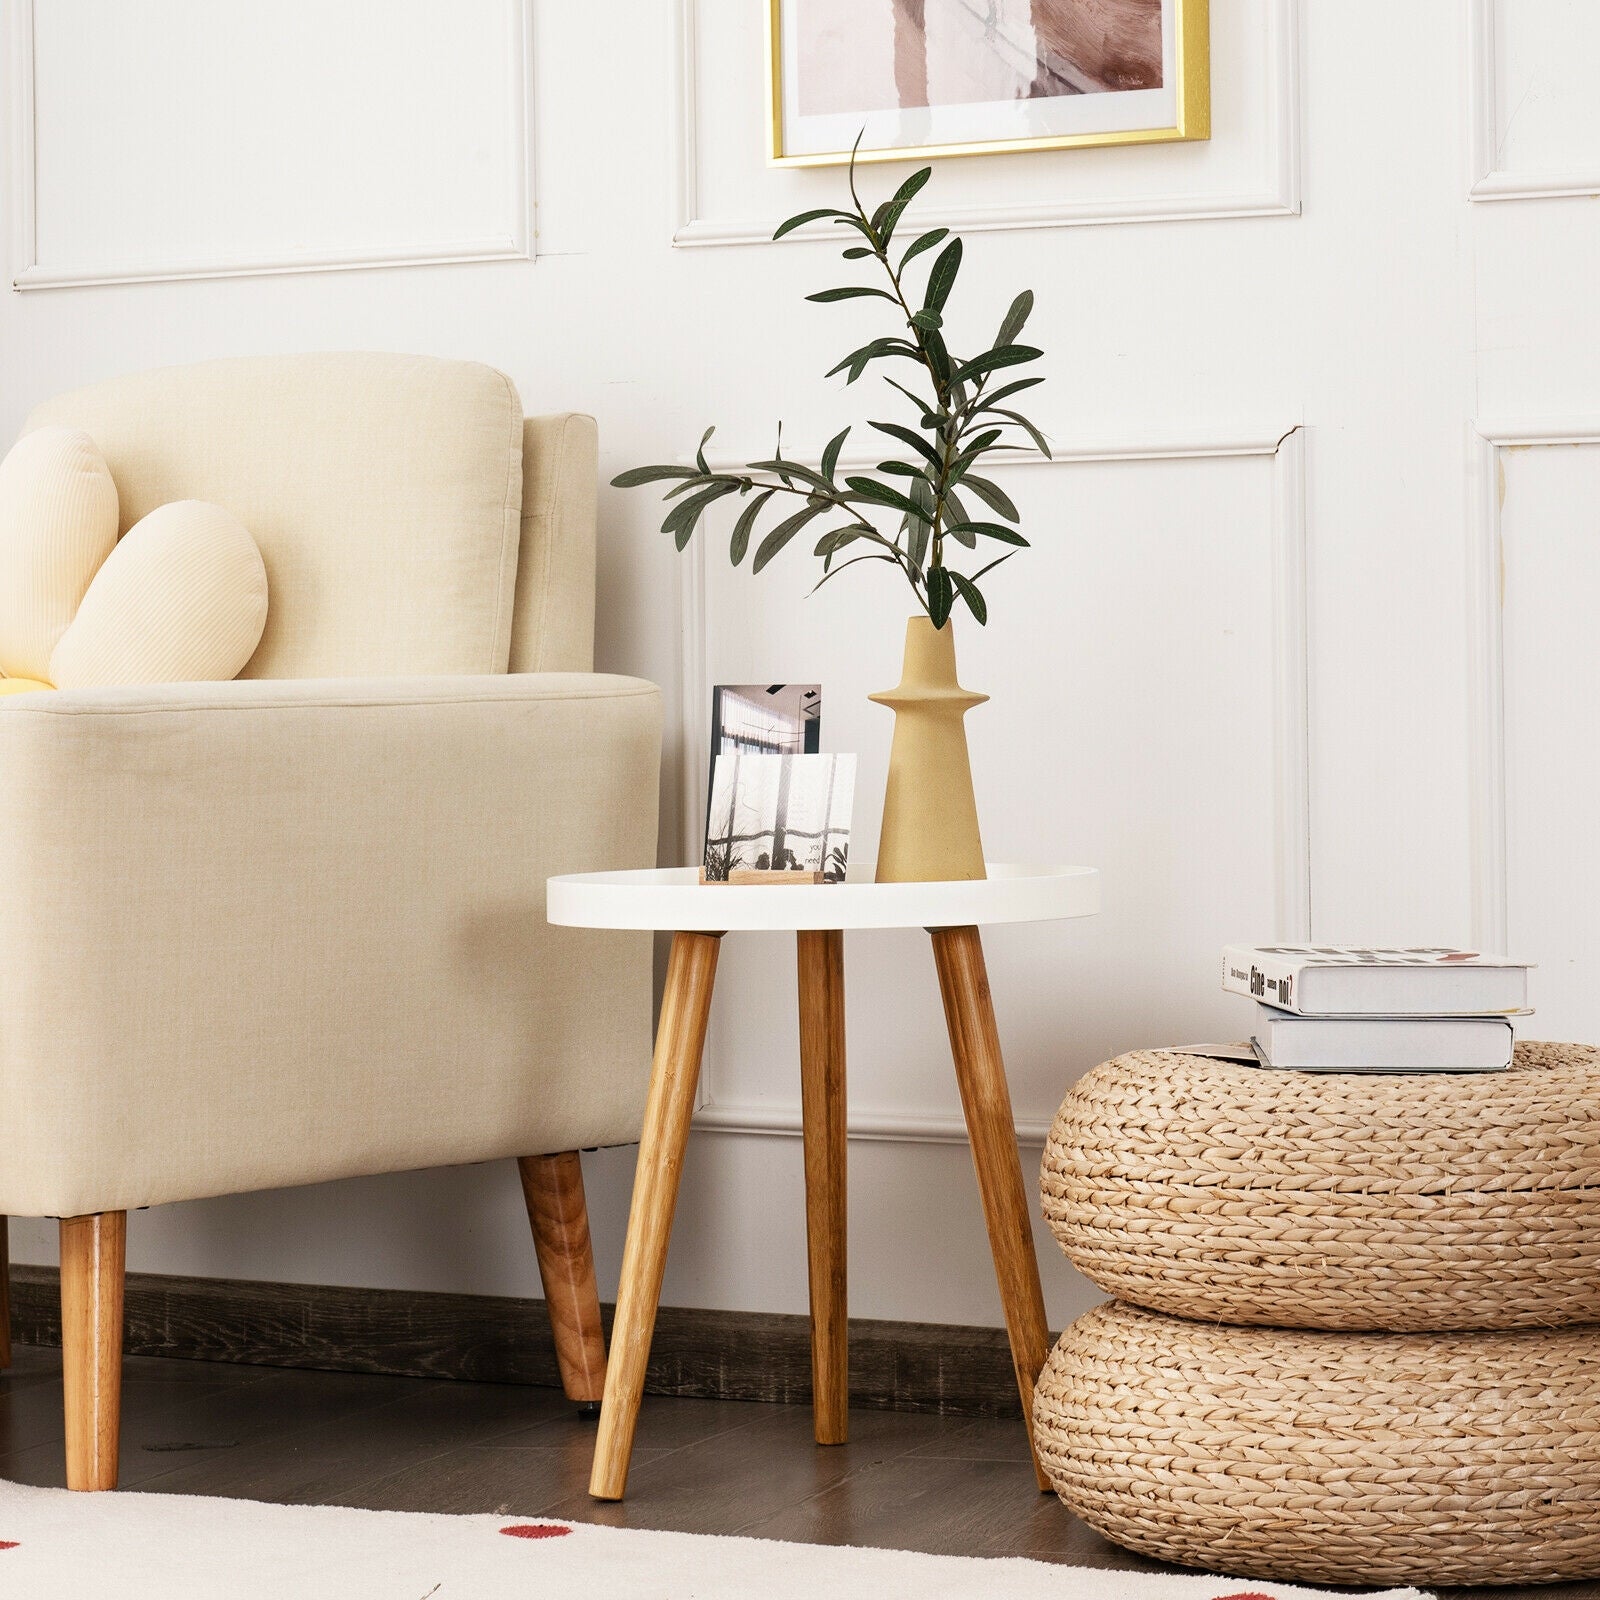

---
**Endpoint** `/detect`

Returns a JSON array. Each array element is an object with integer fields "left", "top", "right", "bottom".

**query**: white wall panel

[
  {"left": 674, "top": 0, "right": 1300, "bottom": 243},
  {"left": 10, "top": 0, "right": 532, "bottom": 287},
  {"left": 1470, "top": 432, "right": 1600, "bottom": 1042},
  {"left": 1470, "top": 0, "right": 1600, "bottom": 199}
]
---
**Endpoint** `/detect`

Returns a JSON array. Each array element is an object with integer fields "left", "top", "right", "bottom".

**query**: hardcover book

[
  {"left": 1251, "top": 1007, "right": 1514, "bottom": 1073},
  {"left": 1222, "top": 945, "right": 1531, "bottom": 1017}
]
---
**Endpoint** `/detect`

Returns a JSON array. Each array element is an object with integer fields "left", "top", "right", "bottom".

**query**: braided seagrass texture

[
  {"left": 1034, "top": 1302, "right": 1600, "bottom": 1587},
  {"left": 1040, "top": 1040, "right": 1600, "bottom": 1331}
]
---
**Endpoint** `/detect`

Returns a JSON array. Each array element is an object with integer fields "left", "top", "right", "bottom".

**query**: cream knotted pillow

[{"left": 0, "top": 427, "right": 267, "bottom": 694}]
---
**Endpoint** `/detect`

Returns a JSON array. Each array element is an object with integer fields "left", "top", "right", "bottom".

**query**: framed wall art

[{"left": 767, "top": 0, "right": 1209, "bottom": 167}]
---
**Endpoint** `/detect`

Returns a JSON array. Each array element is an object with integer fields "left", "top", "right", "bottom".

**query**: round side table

[{"left": 545, "top": 862, "right": 1100, "bottom": 1501}]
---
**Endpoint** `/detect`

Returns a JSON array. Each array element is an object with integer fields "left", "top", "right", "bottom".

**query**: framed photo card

[
  {"left": 704, "top": 753, "right": 856, "bottom": 883},
  {"left": 767, "top": 0, "right": 1210, "bottom": 167}
]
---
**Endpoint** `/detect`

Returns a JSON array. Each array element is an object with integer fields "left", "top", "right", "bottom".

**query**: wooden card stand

[{"left": 699, "top": 868, "right": 825, "bottom": 886}]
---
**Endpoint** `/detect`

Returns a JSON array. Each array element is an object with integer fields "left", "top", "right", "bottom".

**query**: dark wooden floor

[{"left": 1, "top": 1345, "right": 1594, "bottom": 1598}]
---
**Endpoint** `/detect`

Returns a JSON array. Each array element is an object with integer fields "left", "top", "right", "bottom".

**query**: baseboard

[{"left": 8, "top": 1266, "right": 1028, "bottom": 1419}]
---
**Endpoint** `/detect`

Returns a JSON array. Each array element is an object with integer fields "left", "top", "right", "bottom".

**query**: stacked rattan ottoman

[{"left": 1032, "top": 1041, "right": 1600, "bottom": 1588}]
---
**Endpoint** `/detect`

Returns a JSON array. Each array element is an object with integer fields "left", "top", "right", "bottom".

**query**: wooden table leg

[
  {"left": 589, "top": 929, "right": 722, "bottom": 1501},
  {"left": 930, "top": 925, "right": 1053, "bottom": 1492},
  {"left": 797, "top": 928, "right": 848, "bottom": 1445}
]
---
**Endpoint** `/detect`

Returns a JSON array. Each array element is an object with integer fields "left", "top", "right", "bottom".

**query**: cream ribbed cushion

[
  {"left": 0, "top": 427, "right": 119, "bottom": 681},
  {"left": 50, "top": 501, "right": 268, "bottom": 689}
]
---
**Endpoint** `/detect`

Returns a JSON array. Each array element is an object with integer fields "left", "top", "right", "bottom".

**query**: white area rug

[{"left": 0, "top": 1480, "right": 1432, "bottom": 1600}]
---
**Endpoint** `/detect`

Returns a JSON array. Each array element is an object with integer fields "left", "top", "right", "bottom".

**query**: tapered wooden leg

[
  {"left": 0, "top": 1217, "right": 11, "bottom": 1370},
  {"left": 589, "top": 930, "right": 722, "bottom": 1501},
  {"left": 59, "top": 1212, "right": 125, "bottom": 1492},
  {"left": 519, "top": 1151, "right": 607, "bottom": 1410},
  {"left": 797, "top": 929, "right": 848, "bottom": 1445},
  {"left": 930, "top": 926, "right": 1053, "bottom": 1492}
]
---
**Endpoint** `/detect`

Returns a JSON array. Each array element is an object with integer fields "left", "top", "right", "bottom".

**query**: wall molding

[
  {"left": 7, "top": 0, "right": 537, "bottom": 290},
  {"left": 9, "top": 1264, "right": 1028, "bottom": 1419},
  {"left": 670, "top": 0, "right": 1302, "bottom": 248},
  {"left": 678, "top": 423, "right": 1311, "bottom": 1145},
  {"left": 1466, "top": 419, "right": 1600, "bottom": 952},
  {"left": 1468, "top": 0, "right": 1600, "bottom": 202}
]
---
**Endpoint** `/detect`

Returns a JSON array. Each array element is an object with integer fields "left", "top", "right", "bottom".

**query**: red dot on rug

[
  {"left": 1212, "top": 1592, "right": 1277, "bottom": 1600},
  {"left": 0, "top": 1542, "right": 18, "bottom": 1551},
  {"left": 500, "top": 1524, "right": 571, "bottom": 1540}
]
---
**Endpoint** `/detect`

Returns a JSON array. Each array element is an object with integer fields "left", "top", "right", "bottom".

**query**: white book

[
  {"left": 1252, "top": 1007, "right": 1514, "bottom": 1073},
  {"left": 1223, "top": 945, "right": 1531, "bottom": 1017}
]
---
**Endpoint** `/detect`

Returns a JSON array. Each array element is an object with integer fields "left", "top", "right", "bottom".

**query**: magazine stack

[{"left": 1222, "top": 946, "right": 1534, "bottom": 1073}]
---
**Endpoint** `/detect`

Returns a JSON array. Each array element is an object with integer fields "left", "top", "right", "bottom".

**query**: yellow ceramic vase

[{"left": 870, "top": 615, "right": 988, "bottom": 883}]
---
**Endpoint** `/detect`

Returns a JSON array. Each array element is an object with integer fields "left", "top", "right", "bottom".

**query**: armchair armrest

[{"left": 0, "top": 673, "right": 662, "bottom": 1217}]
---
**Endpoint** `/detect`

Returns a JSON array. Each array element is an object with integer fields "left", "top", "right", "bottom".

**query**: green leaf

[
  {"left": 663, "top": 480, "right": 738, "bottom": 549},
  {"left": 947, "top": 520, "right": 976, "bottom": 548},
  {"left": 875, "top": 166, "right": 932, "bottom": 249},
  {"left": 909, "top": 308, "right": 943, "bottom": 332},
  {"left": 773, "top": 207, "right": 844, "bottom": 240},
  {"left": 876, "top": 459, "right": 928, "bottom": 480},
  {"left": 996, "top": 289, "right": 1034, "bottom": 349},
  {"left": 747, "top": 458, "right": 837, "bottom": 495},
  {"left": 980, "top": 375, "right": 1045, "bottom": 408},
  {"left": 825, "top": 337, "right": 920, "bottom": 382},
  {"left": 809, "top": 550, "right": 903, "bottom": 594},
  {"left": 949, "top": 571, "right": 988, "bottom": 624},
  {"left": 842, "top": 245, "right": 874, "bottom": 260},
  {"left": 961, "top": 473, "right": 1021, "bottom": 522},
  {"left": 807, "top": 286, "right": 899, "bottom": 304},
  {"left": 924, "top": 237, "right": 962, "bottom": 314},
  {"left": 948, "top": 344, "right": 1042, "bottom": 386},
  {"left": 820, "top": 426, "right": 851, "bottom": 483},
  {"left": 949, "top": 521, "right": 1029, "bottom": 545},
  {"left": 869, "top": 419, "right": 942, "bottom": 469},
  {"left": 899, "top": 227, "right": 948, "bottom": 268},
  {"left": 662, "top": 471, "right": 741, "bottom": 499},
  {"left": 696, "top": 426, "right": 715, "bottom": 474},
  {"left": 971, "top": 550, "right": 1017, "bottom": 583},
  {"left": 814, "top": 528, "right": 862, "bottom": 563},
  {"left": 985, "top": 407, "right": 1053, "bottom": 458},
  {"left": 844, "top": 476, "right": 924, "bottom": 518},
  {"left": 752, "top": 500, "right": 829, "bottom": 572},
  {"left": 948, "top": 430, "right": 1004, "bottom": 481},
  {"left": 882, "top": 377, "right": 947, "bottom": 425},
  {"left": 927, "top": 566, "right": 954, "bottom": 628},
  {"left": 729, "top": 488, "right": 776, "bottom": 565},
  {"left": 906, "top": 476, "right": 934, "bottom": 573},
  {"left": 922, "top": 325, "right": 953, "bottom": 385},
  {"left": 610, "top": 464, "right": 700, "bottom": 488}
]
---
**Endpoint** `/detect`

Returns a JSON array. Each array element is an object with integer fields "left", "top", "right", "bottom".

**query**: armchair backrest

[{"left": 25, "top": 353, "right": 597, "bottom": 679}]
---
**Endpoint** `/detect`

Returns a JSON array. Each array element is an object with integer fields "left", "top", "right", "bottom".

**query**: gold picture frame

[{"left": 767, "top": 0, "right": 1210, "bottom": 168}]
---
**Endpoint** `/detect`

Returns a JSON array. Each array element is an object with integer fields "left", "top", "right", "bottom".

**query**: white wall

[{"left": 3, "top": 0, "right": 1597, "bottom": 1333}]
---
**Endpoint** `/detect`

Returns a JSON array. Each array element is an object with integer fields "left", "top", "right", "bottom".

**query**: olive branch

[{"left": 611, "top": 148, "right": 1049, "bottom": 628}]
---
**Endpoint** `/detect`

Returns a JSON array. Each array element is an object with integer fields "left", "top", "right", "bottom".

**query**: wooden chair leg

[
  {"left": 519, "top": 1151, "right": 607, "bottom": 1411},
  {"left": 0, "top": 1217, "right": 12, "bottom": 1370},
  {"left": 60, "top": 1212, "right": 125, "bottom": 1491}
]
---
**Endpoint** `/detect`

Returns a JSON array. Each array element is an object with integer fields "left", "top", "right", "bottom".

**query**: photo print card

[
  {"left": 703, "top": 752, "right": 856, "bottom": 884},
  {"left": 705, "top": 683, "right": 821, "bottom": 854}
]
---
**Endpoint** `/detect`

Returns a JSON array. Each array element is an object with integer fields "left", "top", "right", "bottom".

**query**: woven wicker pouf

[
  {"left": 1041, "top": 1040, "right": 1600, "bottom": 1330},
  {"left": 1033, "top": 1302, "right": 1600, "bottom": 1587}
]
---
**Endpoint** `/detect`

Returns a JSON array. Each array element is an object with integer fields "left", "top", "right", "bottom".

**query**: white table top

[{"left": 546, "top": 862, "right": 1100, "bottom": 933}]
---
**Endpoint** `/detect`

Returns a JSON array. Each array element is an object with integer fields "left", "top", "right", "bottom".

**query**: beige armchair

[{"left": 0, "top": 354, "right": 662, "bottom": 1489}]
